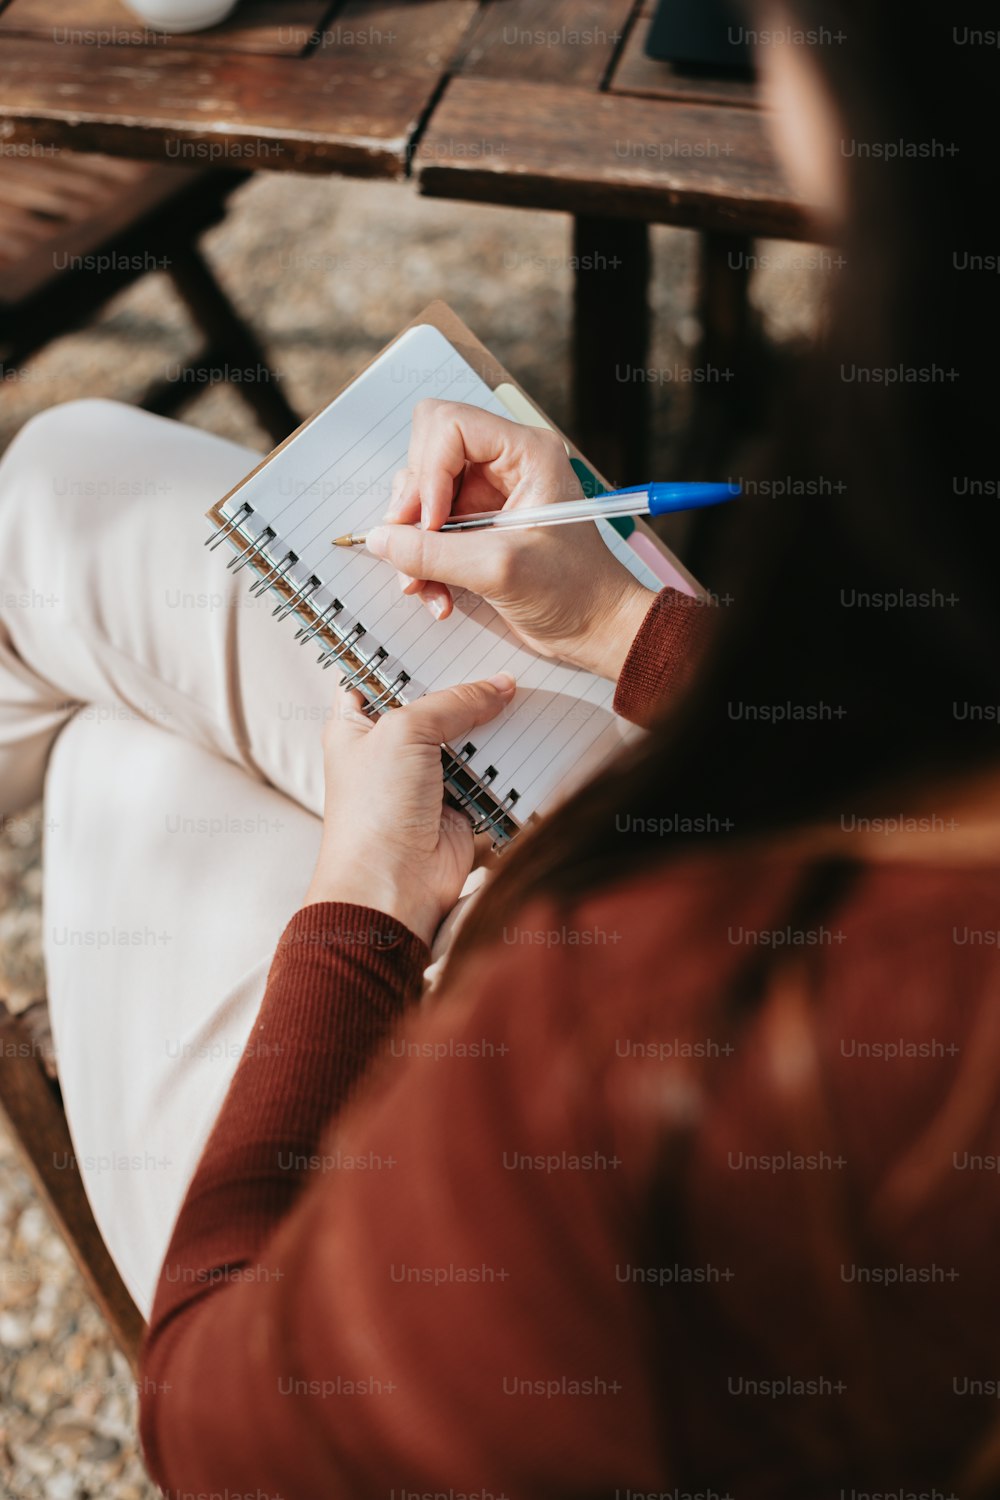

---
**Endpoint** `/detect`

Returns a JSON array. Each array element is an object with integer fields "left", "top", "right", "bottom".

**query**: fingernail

[
  {"left": 366, "top": 526, "right": 389, "bottom": 556},
  {"left": 488, "top": 672, "right": 516, "bottom": 695},
  {"left": 429, "top": 595, "right": 447, "bottom": 619}
]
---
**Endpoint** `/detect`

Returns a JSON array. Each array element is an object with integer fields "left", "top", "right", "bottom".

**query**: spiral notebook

[{"left": 204, "top": 303, "right": 698, "bottom": 846}]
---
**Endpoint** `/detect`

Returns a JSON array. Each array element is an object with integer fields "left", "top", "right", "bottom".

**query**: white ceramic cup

[{"left": 121, "top": 0, "right": 238, "bottom": 33}]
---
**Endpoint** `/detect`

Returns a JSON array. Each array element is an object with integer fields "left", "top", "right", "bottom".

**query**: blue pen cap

[{"left": 645, "top": 482, "right": 741, "bottom": 516}]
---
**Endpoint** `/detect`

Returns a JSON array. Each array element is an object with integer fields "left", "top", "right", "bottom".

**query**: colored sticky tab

[
  {"left": 569, "top": 459, "right": 634, "bottom": 538},
  {"left": 495, "top": 382, "right": 635, "bottom": 531},
  {"left": 494, "top": 383, "right": 568, "bottom": 444},
  {"left": 493, "top": 382, "right": 666, "bottom": 578}
]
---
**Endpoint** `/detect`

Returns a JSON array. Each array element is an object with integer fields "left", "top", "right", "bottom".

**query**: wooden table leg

[
  {"left": 683, "top": 228, "right": 757, "bottom": 474},
  {"left": 696, "top": 229, "right": 754, "bottom": 377},
  {"left": 571, "top": 215, "right": 650, "bottom": 488},
  {"left": 680, "top": 230, "right": 762, "bottom": 576},
  {"left": 165, "top": 243, "right": 302, "bottom": 445}
]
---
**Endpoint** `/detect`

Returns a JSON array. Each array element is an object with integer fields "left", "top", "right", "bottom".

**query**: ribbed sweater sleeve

[
  {"left": 138, "top": 589, "right": 708, "bottom": 1492},
  {"left": 139, "top": 901, "right": 429, "bottom": 1478},
  {"left": 613, "top": 586, "right": 713, "bottom": 726}
]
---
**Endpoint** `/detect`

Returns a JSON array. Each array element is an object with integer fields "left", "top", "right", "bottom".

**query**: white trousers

[{"left": 0, "top": 400, "right": 482, "bottom": 1318}]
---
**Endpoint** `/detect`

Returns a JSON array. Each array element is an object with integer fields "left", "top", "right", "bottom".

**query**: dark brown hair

[
  {"left": 451, "top": 2, "right": 1000, "bottom": 959},
  {"left": 442, "top": 3, "right": 1000, "bottom": 1487}
]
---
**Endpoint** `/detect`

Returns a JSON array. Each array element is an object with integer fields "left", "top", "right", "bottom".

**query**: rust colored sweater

[{"left": 139, "top": 589, "right": 1000, "bottom": 1499}]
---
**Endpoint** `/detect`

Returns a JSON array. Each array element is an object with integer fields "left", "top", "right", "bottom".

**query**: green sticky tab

[
  {"left": 570, "top": 458, "right": 634, "bottom": 537},
  {"left": 569, "top": 456, "right": 604, "bottom": 499}
]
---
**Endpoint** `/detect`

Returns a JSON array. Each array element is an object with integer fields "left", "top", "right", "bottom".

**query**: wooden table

[{"left": 0, "top": 0, "right": 815, "bottom": 481}]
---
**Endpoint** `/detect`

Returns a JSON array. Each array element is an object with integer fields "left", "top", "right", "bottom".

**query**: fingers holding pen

[
  {"left": 385, "top": 465, "right": 453, "bottom": 618},
  {"left": 380, "top": 401, "right": 585, "bottom": 624}
]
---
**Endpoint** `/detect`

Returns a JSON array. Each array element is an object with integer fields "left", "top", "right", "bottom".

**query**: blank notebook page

[{"left": 218, "top": 323, "right": 660, "bottom": 824}]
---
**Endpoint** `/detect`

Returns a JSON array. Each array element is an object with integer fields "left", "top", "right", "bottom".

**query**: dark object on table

[{"left": 645, "top": 0, "right": 755, "bottom": 76}]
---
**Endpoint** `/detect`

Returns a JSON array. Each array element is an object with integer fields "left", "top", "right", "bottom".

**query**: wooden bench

[
  {"left": 0, "top": 150, "right": 302, "bottom": 443},
  {"left": 0, "top": 998, "right": 144, "bottom": 1367}
]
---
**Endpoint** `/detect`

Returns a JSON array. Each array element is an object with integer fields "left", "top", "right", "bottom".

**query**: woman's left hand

[{"left": 303, "top": 672, "right": 517, "bottom": 948}]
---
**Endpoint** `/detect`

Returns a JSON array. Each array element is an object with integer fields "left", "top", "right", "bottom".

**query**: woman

[{"left": 2, "top": 4, "right": 998, "bottom": 1496}]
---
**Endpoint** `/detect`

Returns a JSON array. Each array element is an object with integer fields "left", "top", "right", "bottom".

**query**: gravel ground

[{"left": 0, "top": 168, "right": 826, "bottom": 1499}]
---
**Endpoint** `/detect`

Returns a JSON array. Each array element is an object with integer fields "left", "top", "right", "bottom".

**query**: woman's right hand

[{"left": 365, "top": 400, "right": 655, "bottom": 683}]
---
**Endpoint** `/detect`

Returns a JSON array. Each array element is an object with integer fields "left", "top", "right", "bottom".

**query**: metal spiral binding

[
  {"left": 250, "top": 549, "right": 297, "bottom": 598},
  {"left": 440, "top": 756, "right": 520, "bottom": 847},
  {"left": 274, "top": 574, "right": 321, "bottom": 621},
  {"left": 205, "top": 502, "right": 522, "bottom": 846},
  {"left": 296, "top": 598, "right": 343, "bottom": 644},
  {"left": 205, "top": 501, "right": 251, "bottom": 550},
  {"left": 227, "top": 522, "right": 275, "bottom": 573},
  {"left": 319, "top": 622, "right": 365, "bottom": 670},
  {"left": 367, "top": 670, "right": 409, "bottom": 713},
  {"left": 472, "top": 789, "right": 520, "bottom": 840},
  {"left": 341, "top": 645, "right": 388, "bottom": 691}
]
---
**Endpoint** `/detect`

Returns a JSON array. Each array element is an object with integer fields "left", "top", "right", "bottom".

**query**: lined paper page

[{"left": 220, "top": 324, "right": 644, "bottom": 822}]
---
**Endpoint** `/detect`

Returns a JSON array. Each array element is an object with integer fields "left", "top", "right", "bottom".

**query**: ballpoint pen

[{"left": 332, "top": 481, "right": 740, "bottom": 547}]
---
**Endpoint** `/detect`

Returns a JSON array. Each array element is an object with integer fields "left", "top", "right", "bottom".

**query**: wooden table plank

[
  {"left": 0, "top": 0, "right": 331, "bottom": 55},
  {"left": 0, "top": 37, "right": 437, "bottom": 176},
  {"left": 318, "top": 0, "right": 479, "bottom": 72},
  {"left": 416, "top": 77, "right": 809, "bottom": 238},
  {"left": 456, "top": 0, "right": 638, "bottom": 88},
  {"left": 608, "top": 2, "right": 758, "bottom": 108}
]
